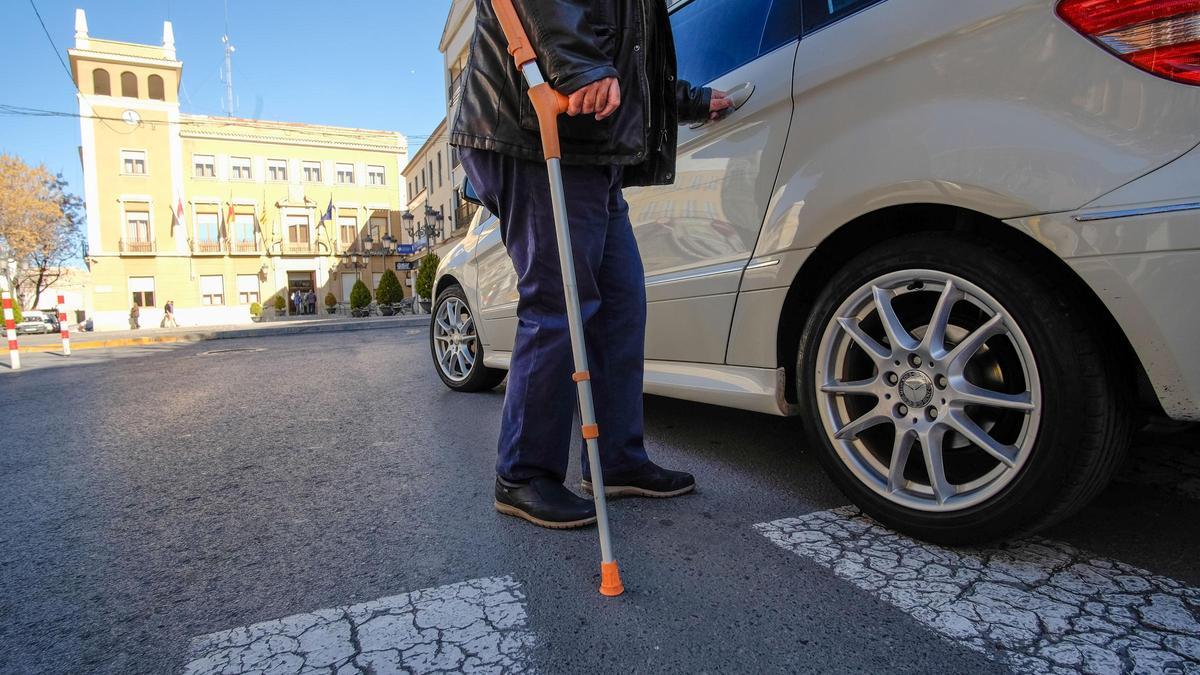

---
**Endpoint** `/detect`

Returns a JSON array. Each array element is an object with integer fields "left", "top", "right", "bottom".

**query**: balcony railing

[
  {"left": 231, "top": 240, "right": 260, "bottom": 254},
  {"left": 119, "top": 239, "right": 154, "bottom": 254},
  {"left": 282, "top": 240, "right": 316, "bottom": 255},
  {"left": 192, "top": 239, "right": 223, "bottom": 255}
]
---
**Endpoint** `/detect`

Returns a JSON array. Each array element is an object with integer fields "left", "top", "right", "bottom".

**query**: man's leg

[{"left": 459, "top": 146, "right": 614, "bottom": 527}]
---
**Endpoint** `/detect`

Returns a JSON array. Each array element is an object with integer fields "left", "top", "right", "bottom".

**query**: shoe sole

[
  {"left": 580, "top": 481, "right": 696, "bottom": 498},
  {"left": 493, "top": 501, "right": 597, "bottom": 529}
]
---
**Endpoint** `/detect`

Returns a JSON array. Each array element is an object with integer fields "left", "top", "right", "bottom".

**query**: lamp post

[
  {"left": 403, "top": 206, "right": 446, "bottom": 251},
  {"left": 2, "top": 256, "right": 15, "bottom": 293}
]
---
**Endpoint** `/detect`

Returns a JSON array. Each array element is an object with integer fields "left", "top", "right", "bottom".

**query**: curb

[{"left": 19, "top": 316, "right": 430, "bottom": 353}]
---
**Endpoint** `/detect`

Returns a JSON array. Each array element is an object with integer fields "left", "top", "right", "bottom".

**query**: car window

[
  {"left": 801, "top": 0, "right": 885, "bottom": 34},
  {"left": 671, "top": 0, "right": 799, "bottom": 86}
]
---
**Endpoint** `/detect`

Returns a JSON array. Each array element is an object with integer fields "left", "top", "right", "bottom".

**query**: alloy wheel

[
  {"left": 432, "top": 296, "right": 478, "bottom": 383},
  {"left": 814, "top": 269, "right": 1042, "bottom": 512}
]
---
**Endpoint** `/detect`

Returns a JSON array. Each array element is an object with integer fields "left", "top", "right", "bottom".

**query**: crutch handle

[{"left": 490, "top": 0, "right": 570, "bottom": 160}]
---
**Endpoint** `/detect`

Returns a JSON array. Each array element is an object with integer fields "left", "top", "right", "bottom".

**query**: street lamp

[{"left": 403, "top": 207, "right": 446, "bottom": 250}]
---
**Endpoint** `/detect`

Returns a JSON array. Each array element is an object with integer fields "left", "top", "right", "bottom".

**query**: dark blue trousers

[{"left": 459, "top": 147, "right": 650, "bottom": 483}]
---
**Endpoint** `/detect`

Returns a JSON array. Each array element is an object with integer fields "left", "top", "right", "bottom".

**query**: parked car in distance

[
  {"left": 15, "top": 311, "right": 57, "bottom": 336},
  {"left": 432, "top": 0, "right": 1200, "bottom": 544}
]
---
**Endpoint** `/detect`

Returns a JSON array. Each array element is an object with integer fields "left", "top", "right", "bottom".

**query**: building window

[
  {"left": 338, "top": 215, "right": 357, "bottom": 245},
  {"left": 268, "top": 159, "right": 288, "bottom": 181},
  {"left": 336, "top": 163, "right": 355, "bottom": 185},
  {"left": 367, "top": 165, "right": 385, "bottom": 186},
  {"left": 121, "top": 150, "right": 147, "bottom": 175},
  {"left": 92, "top": 68, "right": 111, "bottom": 96},
  {"left": 125, "top": 209, "right": 151, "bottom": 246},
  {"left": 370, "top": 215, "right": 387, "bottom": 243},
  {"left": 130, "top": 276, "right": 155, "bottom": 307},
  {"left": 194, "top": 212, "right": 220, "bottom": 252},
  {"left": 193, "top": 154, "right": 215, "bottom": 178},
  {"left": 199, "top": 275, "right": 225, "bottom": 305},
  {"left": 120, "top": 71, "right": 138, "bottom": 98},
  {"left": 148, "top": 74, "right": 165, "bottom": 101},
  {"left": 236, "top": 275, "right": 260, "bottom": 305},
  {"left": 302, "top": 161, "right": 322, "bottom": 183},
  {"left": 231, "top": 156, "right": 252, "bottom": 180},
  {"left": 286, "top": 214, "right": 310, "bottom": 248},
  {"left": 437, "top": 152, "right": 443, "bottom": 187},
  {"left": 233, "top": 213, "right": 256, "bottom": 252}
]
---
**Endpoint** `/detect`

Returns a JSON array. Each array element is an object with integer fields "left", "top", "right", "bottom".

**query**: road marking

[
  {"left": 181, "top": 576, "right": 535, "bottom": 674},
  {"left": 756, "top": 507, "right": 1200, "bottom": 674}
]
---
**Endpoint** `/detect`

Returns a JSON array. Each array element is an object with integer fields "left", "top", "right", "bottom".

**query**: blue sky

[{"left": 0, "top": 0, "right": 454, "bottom": 203}]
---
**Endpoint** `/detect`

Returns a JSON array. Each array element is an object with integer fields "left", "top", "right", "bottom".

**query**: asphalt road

[{"left": 1, "top": 328, "right": 1198, "bottom": 674}]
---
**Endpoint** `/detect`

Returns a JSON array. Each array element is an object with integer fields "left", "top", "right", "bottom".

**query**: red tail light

[{"left": 1057, "top": 0, "right": 1200, "bottom": 85}]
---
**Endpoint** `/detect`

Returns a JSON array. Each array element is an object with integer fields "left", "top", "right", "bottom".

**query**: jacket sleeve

[
  {"left": 675, "top": 80, "right": 712, "bottom": 125},
  {"left": 519, "top": 1, "right": 618, "bottom": 94}
]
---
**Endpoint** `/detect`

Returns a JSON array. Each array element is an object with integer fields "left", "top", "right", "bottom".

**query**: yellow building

[{"left": 68, "top": 9, "right": 410, "bottom": 330}]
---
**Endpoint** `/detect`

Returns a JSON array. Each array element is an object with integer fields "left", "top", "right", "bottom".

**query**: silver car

[{"left": 432, "top": 0, "right": 1200, "bottom": 543}]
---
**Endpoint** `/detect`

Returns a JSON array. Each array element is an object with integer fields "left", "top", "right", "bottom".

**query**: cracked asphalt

[{"left": 2, "top": 328, "right": 1199, "bottom": 674}]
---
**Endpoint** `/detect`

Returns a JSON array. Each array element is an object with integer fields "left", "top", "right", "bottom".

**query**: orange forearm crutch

[{"left": 490, "top": 0, "right": 624, "bottom": 597}]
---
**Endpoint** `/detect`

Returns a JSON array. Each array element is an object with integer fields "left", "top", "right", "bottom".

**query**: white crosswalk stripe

[
  {"left": 181, "top": 576, "right": 535, "bottom": 674},
  {"left": 756, "top": 506, "right": 1200, "bottom": 675}
]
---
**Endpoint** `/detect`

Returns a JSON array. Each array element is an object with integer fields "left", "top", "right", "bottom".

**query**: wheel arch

[
  {"left": 773, "top": 203, "right": 1157, "bottom": 413},
  {"left": 434, "top": 273, "right": 462, "bottom": 302}
]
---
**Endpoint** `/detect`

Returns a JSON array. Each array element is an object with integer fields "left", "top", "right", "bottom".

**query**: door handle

[{"left": 689, "top": 82, "right": 755, "bottom": 130}]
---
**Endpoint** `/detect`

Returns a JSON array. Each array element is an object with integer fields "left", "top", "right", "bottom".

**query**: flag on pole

[{"left": 320, "top": 196, "right": 334, "bottom": 225}]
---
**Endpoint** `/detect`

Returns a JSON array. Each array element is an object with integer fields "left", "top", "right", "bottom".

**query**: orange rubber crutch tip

[{"left": 599, "top": 560, "right": 625, "bottom": 596}]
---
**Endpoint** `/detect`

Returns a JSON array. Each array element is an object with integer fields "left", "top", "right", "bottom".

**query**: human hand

[
  {"left": 709, "top": 89, "right": 734, "bottom": 120},
  {"left": 567, "top": 77, "right": 621, "bottom": 121}
]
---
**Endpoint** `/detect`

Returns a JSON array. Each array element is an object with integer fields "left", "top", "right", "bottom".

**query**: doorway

[{"left": 287, "top": 271, "right": 316, "bottom": 314}]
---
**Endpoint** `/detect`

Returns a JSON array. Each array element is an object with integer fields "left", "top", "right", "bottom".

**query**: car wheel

[
  {"left": 798, "top": 232, "right": 1133, "bottom": 544},
  {"left": 430, "top": 284, "right": 506, "bottom": 392}
]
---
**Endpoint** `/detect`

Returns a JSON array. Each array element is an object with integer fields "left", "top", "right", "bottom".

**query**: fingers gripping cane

[{"left": 490, "top": 0, "right": 624, "bottom": 597}]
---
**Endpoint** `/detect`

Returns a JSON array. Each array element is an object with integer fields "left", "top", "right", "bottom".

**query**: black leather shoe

[
  {"left": 581, "top": 461, "right": 696, "bottom": 498},
  {"left": 494, "top": 476, "right": 597, "bottom": 529}
]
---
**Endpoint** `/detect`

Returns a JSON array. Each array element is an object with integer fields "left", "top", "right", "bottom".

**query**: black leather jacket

[{"left": 450, "top": 0, "right": 711, "bottom": 188}]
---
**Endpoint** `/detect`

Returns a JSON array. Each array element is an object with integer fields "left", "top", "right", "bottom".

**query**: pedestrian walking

[
  {"left": 452, "top": 0, "right": 732, "bottom": 528},
  {"left": 305, "top": 289, "right": 316, "bottom": 315},
  {"left": 291, "top": 289, "right": 302, "bottom": 316},
  {"left": 129, "top": 303, "right": 140, "bottom": 330},
  {"left": 161, "top": 300, "right": 178, "bottom": 328}
]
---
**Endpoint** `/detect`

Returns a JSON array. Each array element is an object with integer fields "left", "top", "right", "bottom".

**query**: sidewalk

[{"left": 15, "top": 313, "right": 429, "bottom": 353}]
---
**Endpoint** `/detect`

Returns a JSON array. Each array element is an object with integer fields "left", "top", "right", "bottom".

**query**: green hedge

[
  {"left": 350, "top": 279, "right": 371, "bottom": 310},
  {"left": 416, "top": 252, "right": 439, "bottom": 300},
  {"left": 376, "top": 269, "right": 404, "bottom": 304}
]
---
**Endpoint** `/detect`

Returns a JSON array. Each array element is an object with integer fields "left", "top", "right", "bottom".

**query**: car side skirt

[{"left": 481, "top": 350, "right": 797, "bottom": 417}]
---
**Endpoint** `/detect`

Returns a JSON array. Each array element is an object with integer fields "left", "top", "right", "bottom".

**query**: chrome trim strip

[
  {"left": 1073, "top": 201, "right": 1200, "bottom": 222},
  {"left": 644, "top": 260, "right": 746, "bottom": 287},
  {"left": 744, "top": 258, "right": 780, "bottom": 271}
]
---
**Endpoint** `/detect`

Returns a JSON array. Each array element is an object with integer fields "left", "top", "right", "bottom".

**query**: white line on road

[
  {"left": 181, "top": 576, "right": 536, "bottom": 674},
  {"left": 756, "top": 507, "right": 1200, "bottom": 674}
]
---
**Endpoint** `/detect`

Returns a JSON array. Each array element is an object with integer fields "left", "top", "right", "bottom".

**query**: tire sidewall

[
  {"left": 798, "top": 233, "right": 1096, "bottom": 543},
  {"left": 430, "top": 285, "right": 501, "bottom": 392}
]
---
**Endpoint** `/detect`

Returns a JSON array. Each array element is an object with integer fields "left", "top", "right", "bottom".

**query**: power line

[
  {"left": 27, "top": 0, "right": 74, "bottom": 86},
  {"left": 0, "top": 103, "right": 437, "bottom": 144}
]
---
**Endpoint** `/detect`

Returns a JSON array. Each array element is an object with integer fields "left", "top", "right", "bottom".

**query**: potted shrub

[
  {"left": 375, "top": 269, "right": 404, "bottom": 315},
  {"left": 273, "top": 294, "right": 286, "bottom": 317},
  {"left": 416, "top": 252, "right": 439, "bottom": 313},
  {"left": 349, "top": 279, "right": 371, "bottom": 317},
  {"left": 324, "top": 292, "right": 337, "bottom": 314},
  {"left": 249, "top": 301, "right": 262, "bottom": 322}
]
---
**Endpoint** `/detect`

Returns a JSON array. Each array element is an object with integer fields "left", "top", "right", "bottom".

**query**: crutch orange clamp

[{"left": 490, "top": 0, "right": 624, "bottom": 597}]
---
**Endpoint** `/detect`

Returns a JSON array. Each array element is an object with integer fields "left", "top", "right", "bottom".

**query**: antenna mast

[{"left": 221, "top": 0, "right": 235, "bottom": 116}]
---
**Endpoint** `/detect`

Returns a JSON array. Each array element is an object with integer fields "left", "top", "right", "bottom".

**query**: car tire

[
  {"left": 430, "top": 284, "right": 506, "bottom": 392},
  {"left": 797, "top": 232, "right": 1133, "bottom": 544}
]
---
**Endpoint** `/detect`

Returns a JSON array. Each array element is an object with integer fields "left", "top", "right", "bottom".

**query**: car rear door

[{"left": 625, "top": 0, "right": 799, "bottom": 364}]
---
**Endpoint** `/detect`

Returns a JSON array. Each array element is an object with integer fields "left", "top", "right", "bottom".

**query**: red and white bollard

[
  {"left": 56, "top": 294, "right": 71, "bottom": 356},
  {"left": 2, "top": 291, "right": 19, "bottom": 370}
]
